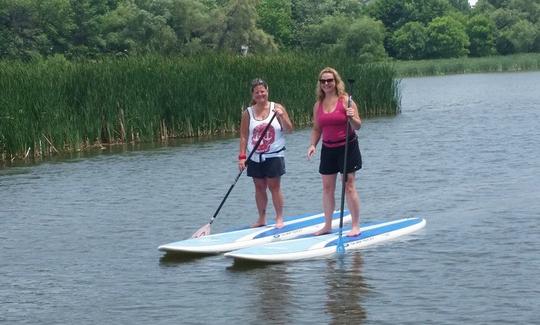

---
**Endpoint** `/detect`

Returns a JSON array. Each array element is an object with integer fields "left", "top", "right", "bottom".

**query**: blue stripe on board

[
  {"left": 289, "top": 220, "right": 382, "bottom": 241},
  {"left": 252, "top": 210, "right": 349, "bottom": 239},
  {"left": 324, "top": 218, "right": 422, "bottom": 247},
  {"left": 226, "top": 211, "right": 325, "bottom": 232}
]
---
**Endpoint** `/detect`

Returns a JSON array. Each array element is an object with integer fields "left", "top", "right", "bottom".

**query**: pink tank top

[{"left": 316, "top": 99, "right": 354, "bottom": 148}]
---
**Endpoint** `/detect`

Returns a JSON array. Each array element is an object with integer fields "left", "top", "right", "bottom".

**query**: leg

[
  {"left": 267, "top": 176, "right": 284, "bottom": 228},
  {"left": 315, "top": 173, "right": 337, "bottom": 235},
  {"left": 344, "top": 172, "right": 361, "bottom": 236},
  {"left": 252, "top": 178, "right": 268, "bottom": 227}
]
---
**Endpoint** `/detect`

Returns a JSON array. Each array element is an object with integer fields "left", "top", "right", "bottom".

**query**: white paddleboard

[
  {"left": 158, "top": 211, "right": 352, "bottom": 254},
  {"left": 224, "top": 217, "right": 426, "bottom": 262}
]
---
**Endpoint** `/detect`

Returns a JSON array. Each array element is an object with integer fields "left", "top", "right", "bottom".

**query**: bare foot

[
  {"left": 346, "top": 228, "right": 361, "bottom": 237},
  {"left": 314, "top": 227, "right": 332, "bottom": 236},
  {"left": 251, "top": 219, "right": 266, "bottom": 228},
  {"left": 275, "top": 218, "right": 284, "bottom": 229}
]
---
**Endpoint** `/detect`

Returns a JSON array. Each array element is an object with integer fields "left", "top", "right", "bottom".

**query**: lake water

[{"left": 1, "top": 72, "right": 539, "bottom": 324}]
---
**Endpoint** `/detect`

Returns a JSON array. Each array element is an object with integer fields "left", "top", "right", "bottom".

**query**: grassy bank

[
  {"left": 394, "top": 53, "right": 540, "bottom": 77},
  {"left": 0, "top": 54, "right": 400, "bottom": 163}
]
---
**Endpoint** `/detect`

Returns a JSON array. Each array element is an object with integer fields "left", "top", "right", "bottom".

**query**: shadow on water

[
  {"left": 326, "top": 252, "right": 370, "bottom": 325},
  {"left": 226, "top": 258, "right": 282, "bottom": 271},
  {"left": 158, "top": 251, "right": 216, "bottom": 266}
]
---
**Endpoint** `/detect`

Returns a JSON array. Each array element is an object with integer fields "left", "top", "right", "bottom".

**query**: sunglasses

[{"left": 319, "top": 78, "right": 335, "bottom": 84}]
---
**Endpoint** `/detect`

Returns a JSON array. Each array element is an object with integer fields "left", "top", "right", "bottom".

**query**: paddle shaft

[
  {"left": 337, "top": 79, "right": 355, "bottom": 252},
  {"left": 338, "top": 100, "right": 351, "bottom": 230},
  {"left": 208, "top": 110, "right": 278, "bottom": 225}
]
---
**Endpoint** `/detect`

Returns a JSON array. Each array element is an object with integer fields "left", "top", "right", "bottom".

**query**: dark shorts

[
  {"left": 247, "top": 157, "right": 286, "bottom": 178},
  {"left": 319, "top": 138, "right": 362, "bottom": 175}
]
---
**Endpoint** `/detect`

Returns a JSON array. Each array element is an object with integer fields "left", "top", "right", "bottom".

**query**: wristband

[{"left": 238, "top": 154, "right": 247, "bottom": 160}]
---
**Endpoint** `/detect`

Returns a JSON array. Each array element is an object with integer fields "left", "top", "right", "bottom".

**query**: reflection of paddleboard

[
  {"left": 225, "top": 217, "right": 426, "bottom": 262},
  {"left": 158, "top": 211, "right": 352, "bottom": 254}
]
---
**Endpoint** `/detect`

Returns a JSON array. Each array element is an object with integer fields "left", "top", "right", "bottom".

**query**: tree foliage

[
  {"left": 390, "top": 22, "right": 429, "bottom": 60},
  {"left": 426, "top": 16, "right": 469, "bottom": 58},
  {"left": 0, "top": 0, "right": 539, "bottom": 61}
]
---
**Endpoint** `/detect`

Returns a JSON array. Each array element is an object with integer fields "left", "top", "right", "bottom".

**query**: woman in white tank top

[{"left": 238, "top": 78, "right": 293, "bottom": 228}]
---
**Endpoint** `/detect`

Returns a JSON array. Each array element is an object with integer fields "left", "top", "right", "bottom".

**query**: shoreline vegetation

[
  {"left": 0, "top": 53, "right": 400, "bottom": 165},
  {"left": 394, "top": 53, "right": 540, "bottom": 77},
  {"left": 1, "top": 52, "right": 539, "bottom": 166}
]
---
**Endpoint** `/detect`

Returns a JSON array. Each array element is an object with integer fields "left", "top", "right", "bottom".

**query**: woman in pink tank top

[{"left": 307, "top": 67, "right": 362, "bottom": 236}]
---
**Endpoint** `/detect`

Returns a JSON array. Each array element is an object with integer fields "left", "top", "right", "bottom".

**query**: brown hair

[
  {"left": 250, "top": 78, "right": 269, "bottom": 105},
  {"left": 250, "top": 78, "right": 268, "bottom": 92},
  {"left": 316, "top": 67, "right": 347, "bottom": 102}
]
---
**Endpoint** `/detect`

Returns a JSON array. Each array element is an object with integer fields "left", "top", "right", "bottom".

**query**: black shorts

[
  {"left": 319, "top": 139, "right": 362, "bottom": 175},
  {"left": 247, "top": 157, "right": 286, "bottom": 178}
]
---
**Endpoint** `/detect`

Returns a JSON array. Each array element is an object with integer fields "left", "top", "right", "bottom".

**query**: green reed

[
  {"left": 394, "top": 53, "right": 540, "bottom": 77},
  {"left": 0, "top": 53, "right": 400, "bottom": 162}
]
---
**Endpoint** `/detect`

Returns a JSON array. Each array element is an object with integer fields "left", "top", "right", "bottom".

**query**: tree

[
  {"left": 301, "top": 15, "right": 349, "bottom": 52},
  {"left": 301, "top": 15, "right": 386, "bottom": 61},
  {"left": 217, "top": 0, "right": 277, "bottom": 54},
  {"left": 504, "top": 19, "right": 536, "bottom": 52},
  {"left": 508, "top": 0, "right": 540, "bottom": 24},
  {"left": 448, "top": 0, "right": 470, "bottom": 12},
  {"left": 0, "top": 0, "right": 42, "bottom": 59},
  {"left": 367, "top": 0, "right": 409, "bottom": 31},
  {"left": 69, "top": 0, "right": 108, "bottom": 58},
  {"left": 340, "top": 17, "right": 387, "bottom": 62},
  {"left": 257, "top": 0, "right": 293, "bottom": 47},
  {"left": 36, "top": 0, "right": 75, "bottom": 55},
  {"left": 100, "top": 1, "right": 177, "bottom": 55},
  {"left": 466, "top": 14, "right": 496, "bottom": 56},
  {"left": 368, "top": 0, "right": 452, "bottom": 32},
  {"left": 426, "top": 16, "right": 469, "bottom": 58},
  {"left": 390, "top": 22, "right": 428, "bottom": 59},
  {"left": 162, "top": 0, "right": 218, "bottom": 54},
  {"left": 290, "top": 0, "right": 364, "bottom": 46}
]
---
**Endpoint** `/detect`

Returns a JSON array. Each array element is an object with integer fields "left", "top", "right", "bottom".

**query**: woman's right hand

[
  {"left": 307, "top": 144, "right": 316, "bottom": 160},
  {"left": 238, "top": 159, "right": 246, "bottom": 171}
]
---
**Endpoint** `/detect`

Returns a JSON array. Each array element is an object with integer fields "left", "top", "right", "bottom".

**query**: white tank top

[{"left": 247, "top": 102, "right": 286, "bottom": 162}]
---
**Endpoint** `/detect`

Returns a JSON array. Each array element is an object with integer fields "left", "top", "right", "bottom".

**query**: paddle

[
  {"left": 192, "top": 109, "right": 278, "bottom": 238},
  {"left": 336, "top": 78, "right": 355, "bottom": 255}
]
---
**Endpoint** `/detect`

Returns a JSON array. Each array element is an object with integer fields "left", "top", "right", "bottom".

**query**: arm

[
  {"left": 274, "top": 103, "right": 293, "bottom": 133},
  {"left": 307, "top": 102, "right": 322, "bottom": 159},
  {"left": 238, "top": 110, "right": 249, "bottom": 170}
]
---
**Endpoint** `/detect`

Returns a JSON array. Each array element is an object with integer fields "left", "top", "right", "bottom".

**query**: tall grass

[
  {"left": 0, "top": 53, "right": 400, "bottom": 162},
  {"left": 394, "top": 53, "right": 540, "bottom": 77}
]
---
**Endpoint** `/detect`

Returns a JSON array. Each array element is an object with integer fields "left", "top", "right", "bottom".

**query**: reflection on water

[
  {"left": 325, "top": 253, "right": 369, "bottom": 324},
  {"left": 228, "top": 261, "right": 292, "bottom": 324}
]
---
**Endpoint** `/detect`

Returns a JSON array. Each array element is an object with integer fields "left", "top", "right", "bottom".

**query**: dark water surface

[{"left": 1, "top": 72, "right": 539, "bottom": 324}]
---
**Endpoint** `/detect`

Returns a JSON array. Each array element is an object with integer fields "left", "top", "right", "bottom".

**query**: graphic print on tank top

[{"left": 251, "top": 123, "right": 275, "bottom": 153}]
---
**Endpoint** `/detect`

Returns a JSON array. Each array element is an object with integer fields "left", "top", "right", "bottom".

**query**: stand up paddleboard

[
  {"left": 158, "top": 211, "right": 352, "bottom": 254},
  {"left": 224, "top": 217, "right": 426, "bottom": 262}
]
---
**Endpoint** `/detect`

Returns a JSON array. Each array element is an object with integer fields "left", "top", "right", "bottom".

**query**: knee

[
  {"left": 345, "top": 183, "right": 357, "bottom": 196},
  {"left": 254, "top": 182, "right": 267, "bottom": 192},
  {"left": 322, "top": 183, "right": 335, "bottom": 194},
  {"left": 267, "top": 181, "right": 281, "bottom": 193}
]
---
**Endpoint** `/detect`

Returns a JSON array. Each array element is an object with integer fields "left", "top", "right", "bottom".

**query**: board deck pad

[
  {"left": 224, "top": 217, "right": 426, "bottom": 262},
  {"left": 158, "top": 210, "right": 352, "bottom": 254}
]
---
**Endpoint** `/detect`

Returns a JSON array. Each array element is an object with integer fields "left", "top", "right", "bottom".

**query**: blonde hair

[{"left": 316, "top": 67, "right": 347, "bottom": 102}]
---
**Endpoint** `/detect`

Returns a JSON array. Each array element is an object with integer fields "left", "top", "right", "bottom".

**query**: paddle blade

[
  {"left": 336, "top": 236, "right": 346, "bottom": 255},
  {"left": 192, "top": 223, "right": 211, "bottom": 238}
]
